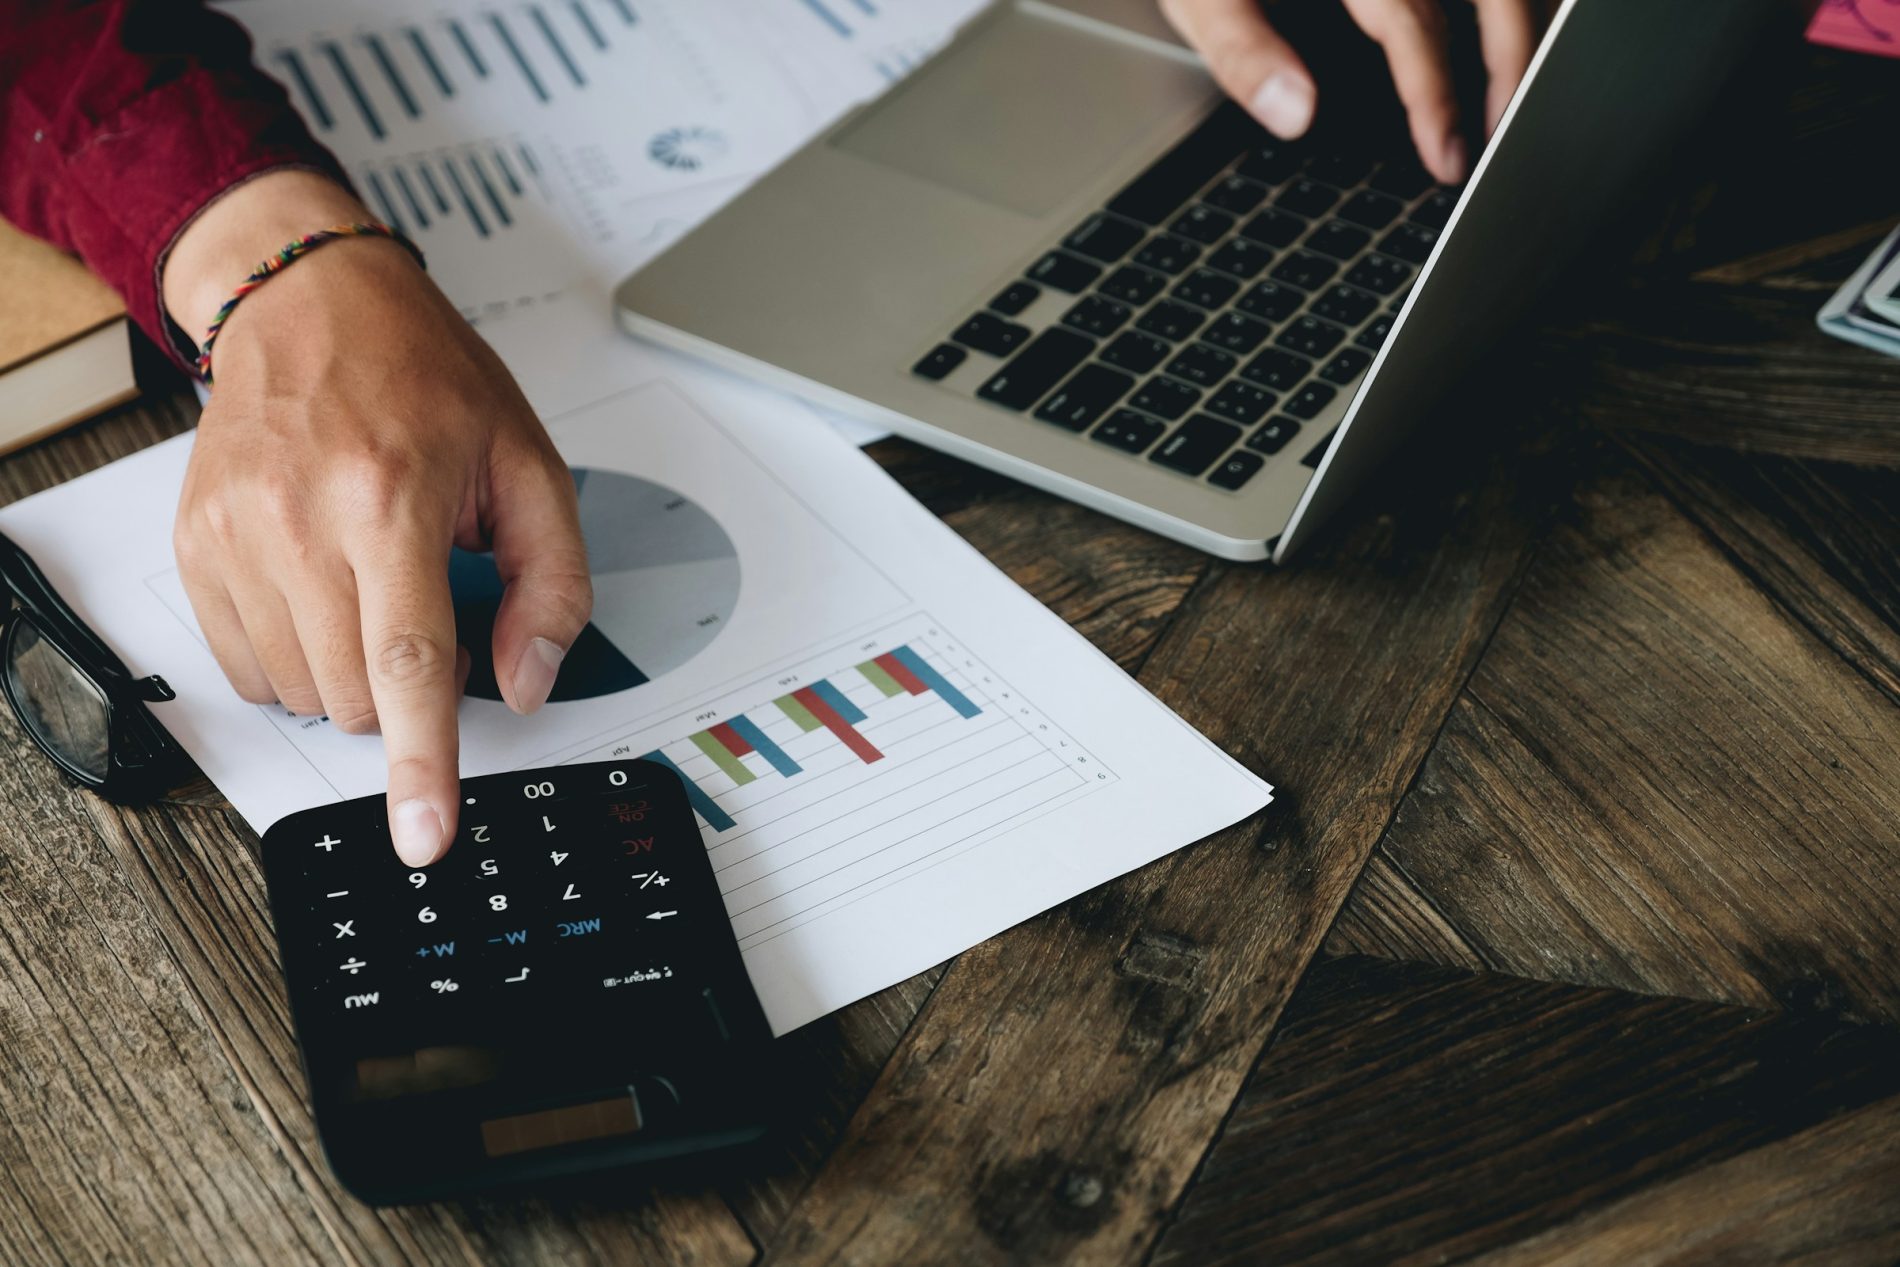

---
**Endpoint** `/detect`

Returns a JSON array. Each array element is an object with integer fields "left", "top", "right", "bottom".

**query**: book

[{"left": 0, "top": 218, "right": 136, "bottom": 455}]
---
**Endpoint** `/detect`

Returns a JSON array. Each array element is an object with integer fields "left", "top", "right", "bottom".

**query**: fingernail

[
  {"left": 391, "top": 798, "right": 445, "bottom": 868},
  {"left": 511, "top": 636, "right": 565, "bottom": 714},
  {"left": 1250, "top": 72, "right": 1315, "bottom": 139},
  {"left": 1440, "top": 133, "right": 1470, "bottom": 185}
]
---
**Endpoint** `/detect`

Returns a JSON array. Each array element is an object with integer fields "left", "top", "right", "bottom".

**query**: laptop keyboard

[{"left": 910, "top": 103, "right": 1455, "bottom": 493}]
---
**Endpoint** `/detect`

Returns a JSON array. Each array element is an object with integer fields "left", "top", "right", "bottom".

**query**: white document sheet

[{"left": 0, "top": 358, "right": 1271, "bottom": 1034}]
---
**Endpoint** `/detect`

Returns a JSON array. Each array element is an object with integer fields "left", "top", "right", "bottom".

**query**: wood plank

[
  {"left": 1471, "top": 1094, "right": 1900, "bottom": 1267},
  {"left": 1351, "top": 453, "right": 1900, "bottom": 1021},
  {"left": 758, "top": 386, "right": 1570, "bottom": 1263},
  {"left": 0, "top": 724, "right": 335, "bottom": 1267},
  {"left": 87, "top": 796, "right": 757, "bottom": 1267},
  {"left": 1152, "top": 955, "right": 1900, "bottom": 1267}
]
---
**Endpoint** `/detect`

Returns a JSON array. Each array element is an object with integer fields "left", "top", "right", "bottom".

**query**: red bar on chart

[
  {"left": 793, "top": 685, "right": 883, "bottom": 764},
  {"left": 709, "top": 721, "right": 753, "bottom": 757},
  {"left": 874, "top": 651, "right": 927, "bottom": 696}
]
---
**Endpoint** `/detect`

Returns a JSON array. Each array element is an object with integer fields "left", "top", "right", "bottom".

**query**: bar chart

[{"left": 564, "top": 618, "right": 1115, "bottom": 946}]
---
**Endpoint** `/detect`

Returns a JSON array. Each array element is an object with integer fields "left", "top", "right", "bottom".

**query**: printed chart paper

[{"left": 0, "top": 363, "right": 1272, "bottom": 1034}]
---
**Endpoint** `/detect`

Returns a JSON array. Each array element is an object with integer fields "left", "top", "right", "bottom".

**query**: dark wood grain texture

[
  {"left": 1331, "top": 446, "right": 1900, "bottom": 1024},
  {"left": 1153, "top": 955, "right": 1900, "bottom": 1267}
]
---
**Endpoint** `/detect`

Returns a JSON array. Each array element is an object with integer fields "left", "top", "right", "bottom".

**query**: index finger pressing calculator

[{"left": 261, "top": 759, "right": 775, "bottom": 1204}]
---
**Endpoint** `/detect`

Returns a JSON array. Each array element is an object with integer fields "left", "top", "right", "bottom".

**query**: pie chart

[{"left": 449, "top": 469, "right": 740, "bottom": 703}]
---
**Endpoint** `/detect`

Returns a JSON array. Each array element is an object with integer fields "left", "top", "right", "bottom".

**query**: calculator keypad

[{"left": 283, "top": 776, "right": 713, "bottom": 1025}]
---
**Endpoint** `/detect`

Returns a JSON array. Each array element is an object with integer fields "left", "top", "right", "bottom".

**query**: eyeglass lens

[{"left": 6, "top": 619, "right": 110, "bottom": 783}]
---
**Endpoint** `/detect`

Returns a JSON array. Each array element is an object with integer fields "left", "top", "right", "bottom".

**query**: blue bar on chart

[
  {"left": 810, "top": 678, "right": 867, "bottom": 724},
  {"left": 364, "top": 34, "right": 420, "bottom": 118},
  {"left": 406, "top": 27, "right": 455, "bottom": 96},
  {"left": 570, "top": 0, "right": 608, "bottom": 48},
  {"left": 724, "top": 715, "right": 802, "bottom": 778},
  {"left": 488, "top": 14, "right": 550, "bottom": 102},
  {"left": 449, "top": 19, "right": 489, "bottom": 78},
  {"left": 274, "top": 49, "right": 334, "bottom": 130},
  {"left": 642, "top": 749, "right": 736, "bottom": 831},
  {"left": 391, "top": 168, "right": 430, "bottom": 228},
  {"left": 442, "top": 158, "right": 490, "bottom": 236},
  {"left": 798, "top": 0, "right": 852, "bottom": 38},
  {"left": 529, "top": 4, "right": 587, "bottom": 86},
  {"left": 889, "top": 645, "right": 981, "bottom": 719},
  {"left": 320, "top": 40, "right": 385, "bottom": 139}
]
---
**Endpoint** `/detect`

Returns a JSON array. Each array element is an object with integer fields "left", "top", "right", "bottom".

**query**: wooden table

[{"left": 2, "top": 31, "right": 1896, "bottom": 1267}]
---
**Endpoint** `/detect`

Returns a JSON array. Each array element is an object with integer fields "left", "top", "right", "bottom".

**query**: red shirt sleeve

[{"left": 0, "top": 0, "right": 348, "bottom": 369}]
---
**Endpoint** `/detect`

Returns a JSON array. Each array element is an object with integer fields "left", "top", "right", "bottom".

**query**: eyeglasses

[{"left": 0, "top": 531, "right": 181, "bottom": 800}]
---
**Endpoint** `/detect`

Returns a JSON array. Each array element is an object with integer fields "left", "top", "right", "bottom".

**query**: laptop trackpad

[{"left": 829, "top": 7, "right": 1212, "bottom": 218}]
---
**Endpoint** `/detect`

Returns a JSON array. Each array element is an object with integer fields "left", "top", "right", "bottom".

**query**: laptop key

[
  {"left": 1164, "top": 342, "right": 1237, "bottom": 388},
  {"left": 1247, "top": 416, "right": 1302, "bottom": 454},
  {"left": 1061, "top": 295, "right": 1134, "bottom": 338},
  {"left": 1356, "top": 315, "right": 1395, "bottom": 350},
  {"left": 1276, "top": 316, "right": 1346, "bottom": 358},
  {"left": 1205, "top": 380, "right": 1276, "bottom": 425},
  {"left": 1208, "top": 450, "right": 1265, "bottom": 490},
  {"left": 1276, "top": 178, "right": 1340, "bottom": 217},
  {"left": 1130, "top": 375, "right": 1201, "bottom": 420},
  {"left": 1236, "top": 280, "right": 1302, "bottom": 323},
  {"left": 1307, "top": 220, "right": 1372, "bottom": 261},
  {"left": 1312, "top": 284, "right": 1379, "bottom": 327},
  {"left": 976, "top": 326, "right": 1095, "bottom": 411},
  {"left": 1100, "top": 265, "right": 1169, "bottom": 306},
  {"left": 1239, "top": 348, "right": 1311, "bottom": 392},
  {"left": 1238, "top": 141, "right": 1301, "bottom": 185},
  {"left": 1239, "top": 207, "right": 1305, "bottom": 248},
  {"left": 989, "top": 281, "right": 1041, "bottom": 316},
  {"left": 1063, "top": 212, "right": 1146, "bottom": 263},
  {"left": 1368, "top": 162, "right": 1432, "bottom": 199},
  {"left": 1269, "top": 250, "right": 1338, "bottom": 291},
  {"left": 1201, "top": 312, "right": 1273, "bottom": 356},
  {"left": 1343, "top": 253, "right": 1412, "bottom": 294},
  {"left": 1319, "top": 347, "right": 1373, "bottom": 383},
  {"left": 1284, "top": 381, "right": 1337, "bottom": 419},
  {"left": 1411, "top": 190, "right": 1458, "bottom": 230},
  {"left": 1170, "top": 203, "right": 1235, "bottom": 245},
  {"left": 1151, "top": 414, "right": 1243, "bottom": 476},
  {"left": 1133, "top": 234, "right": 1202, "bottom": 275},
  {"left": 1335, "top": 189, "right": 1404, "bottom": 229},
  {"left": 1027, "top": 250, "right": 1102, "bottom": 293},
  {"left": 1301, "top": 425, "right": 1338, "bottom": 467},
  {"left": 911, "top": 343, "right": 967, "bottom": 381},
  {"left": 1107, "top": 101, "right": 1259, "bottom": 225},
  {"left": 1173, "top": 268, "right": 1240, "bottom": 310},
  {"left": 1308, "top": 152, "right": 1375, "bottom": 187},
  {"left": 1205, "top": 237, "right": 1273, "bottom": 279},
  {"left": 1379, "top": 221, "right": 1440, "bottom": 264},
  {"left": 1100, "top": 331, "right": 1170, "bottom": 374},
  {"left": 1092, "top": 409, "right": 1167, "bottom": 454},
  {"left": 951, "top": 311, "right": 1030, "bottom": 356},
  {"left": 1033, "top": 363, "right": 1136, "bottom": 431},
  {"left": 1204, "top": 175, "right": 1268, "bottom": 214},
  {"left": 1135, "top": 300, "right": 1207, "bottom": 342}
]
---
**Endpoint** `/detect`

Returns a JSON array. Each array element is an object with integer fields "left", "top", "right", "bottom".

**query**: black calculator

[{"left": 260, "top": 759, "right": 774, "bottom": 1204}]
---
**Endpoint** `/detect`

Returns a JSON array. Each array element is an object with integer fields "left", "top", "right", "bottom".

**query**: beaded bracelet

[{"left": 194, "top": 221, "right": 426, "bottom": 385}]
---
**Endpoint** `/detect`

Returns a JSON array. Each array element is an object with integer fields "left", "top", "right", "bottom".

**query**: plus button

[{"left": 314, "top": 835, "right": 342, "bottom": 852}]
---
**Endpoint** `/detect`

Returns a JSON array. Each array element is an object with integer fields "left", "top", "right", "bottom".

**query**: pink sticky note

[{"left": 1808, "top": 0, "right": 1900, "bottom": 55}]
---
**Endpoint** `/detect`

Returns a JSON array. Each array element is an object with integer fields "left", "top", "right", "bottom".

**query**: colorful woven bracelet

[{"left": 194, "top": 221, "right": 426, "bottom": 385}]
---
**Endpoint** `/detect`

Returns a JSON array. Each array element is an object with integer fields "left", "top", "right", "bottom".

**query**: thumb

[
  {"left": 1163, "top": 0, "right": 1318, "bottom": 139},
  {"left": 486, "top": 441, "right": 593, "bottom": 715}
]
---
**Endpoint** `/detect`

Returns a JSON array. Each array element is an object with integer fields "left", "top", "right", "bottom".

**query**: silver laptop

[{"left": 615, "top": 0, "right": 1774, "bottom": 562}]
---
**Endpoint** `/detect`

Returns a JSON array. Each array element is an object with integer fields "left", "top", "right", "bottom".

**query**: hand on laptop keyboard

[{"left": 1157, "top": 0, "right": 1553, "bottom": 185}]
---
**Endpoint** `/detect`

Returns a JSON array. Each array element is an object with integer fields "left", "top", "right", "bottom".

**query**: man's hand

[
  {"left": 1160, "top": 0, "right": 1547, "bottom": 185},
  {"left": 165, "top": 171, "right": 592, "bottom": 867}
]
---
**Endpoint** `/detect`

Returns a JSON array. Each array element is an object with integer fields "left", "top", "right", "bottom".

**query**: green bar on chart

[
  {"left": 858, "top": 659, "right": 905, "bottom": 697},
  {"left": 691, "top": 730, "right": 757, "bottom": 785},
  {"left": 776, "top": 693, "right": 823, "bottom": 732}
]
